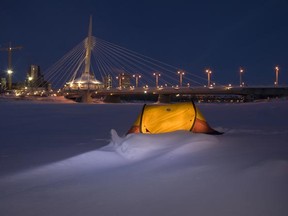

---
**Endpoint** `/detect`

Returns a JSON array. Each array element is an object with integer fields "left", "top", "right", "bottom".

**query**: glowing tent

[{"left": 127, "top": 102, "right": 222, "bottom": 135}]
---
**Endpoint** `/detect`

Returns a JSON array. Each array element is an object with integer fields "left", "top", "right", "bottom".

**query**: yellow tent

[{"left": 127, "top": 102, "right": 222, "bottom": 135}]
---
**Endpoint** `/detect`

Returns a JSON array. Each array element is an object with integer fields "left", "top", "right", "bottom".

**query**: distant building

[
  {"left": 0, "top": 69, "right": 7, "bottom": 91},
  {"left": 117, "top": 73, "right": 131, "bottom": 88},
  {"left": 0, "top": 77, "right": 6, "bottom": 91},
  {"left": 25, "top": 65, "right": 49, "bottom": 89},
  {"left": 103, "top": 74, "right": 112, "bottom": 89}
]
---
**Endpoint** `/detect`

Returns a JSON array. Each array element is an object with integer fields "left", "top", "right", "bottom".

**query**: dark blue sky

[{"left": 1, "top": 0, "right": 288, "bottom": 86}]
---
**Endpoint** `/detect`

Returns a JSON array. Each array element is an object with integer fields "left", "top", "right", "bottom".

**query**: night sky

[{"left": 1, "top": 0, "right": 288, "bottom": 86}]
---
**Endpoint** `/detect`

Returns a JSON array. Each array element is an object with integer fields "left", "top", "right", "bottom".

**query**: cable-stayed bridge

[{"left": 41, "top": 16, "right": 288, "bottom": 103}]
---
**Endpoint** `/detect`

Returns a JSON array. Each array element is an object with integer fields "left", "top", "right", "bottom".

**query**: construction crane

[{"left": 0, "top": 42, "right": 23, "bottom": 90}]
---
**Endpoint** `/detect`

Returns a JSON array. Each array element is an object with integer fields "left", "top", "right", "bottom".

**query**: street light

[
  {"left": 205, "top": 69, "right": 212, "bottom": 87},
  {"left": 116, "top": 76, "right": 121, "bottom": 88},
  {"left": 177, "top": 70, "right": 185, "bottom": 87},
  {"left": 116, "top": 73, "right": 125, "bottom": 88},
  {"left": 28, "top": 76, "right": 33, "bottom": 88},
  {"left": 133, "top": 74, "right": 141, "bottom": 88},
  {"left": 153, "top": 72, "right": 161, "bottom": 87},
  {"left": 7, "top": 69, "right": 13, "bottom": 90},
  {"left": 274, "top": 66, "right": 279, "bottom": 87},
  {"left": 240, "top": 68, "right": 244, "bottom": 87}
]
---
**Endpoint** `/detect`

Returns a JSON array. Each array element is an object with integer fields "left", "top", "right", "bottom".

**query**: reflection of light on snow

[
  {"left": 109, "top": 129, "right": 218, "bottom": 160},
  {"left": 2, "top": 148, "right": 127, "bottom": 186},
  {"left": 1, "top": 130, "right": 218, "bottom": 194}
]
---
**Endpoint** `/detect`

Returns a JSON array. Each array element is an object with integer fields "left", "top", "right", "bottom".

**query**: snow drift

[{"left": 0, "top": 99, "right": 288, "bottom": 216}]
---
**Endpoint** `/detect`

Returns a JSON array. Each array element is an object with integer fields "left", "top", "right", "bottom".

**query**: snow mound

[{"left": 106, "top": 129, "right": 219, "bottom": 160}]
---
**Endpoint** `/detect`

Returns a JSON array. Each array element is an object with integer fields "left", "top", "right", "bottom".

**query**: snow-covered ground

[{"left": 0, "top": 97, "right": 288, "bottom": 216}]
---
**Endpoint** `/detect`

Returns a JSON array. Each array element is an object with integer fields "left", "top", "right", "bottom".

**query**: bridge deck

[{"left": 64, "top": 86, "right": 288, "bottom": 97}]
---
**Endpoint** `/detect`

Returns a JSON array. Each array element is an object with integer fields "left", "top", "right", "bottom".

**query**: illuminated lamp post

[
  {"left": 116, "top": 73, "right": 124, "bottom": 88},
  {"left": 28, "top": 76, "right": 33, "bottom": 88},
  {"left": 240, "top": 68, "right": 244, "bottom": 87},
  {"left": 133, "top": 74, "right": 141, "bottom": 88},
  {"left": 177, "top": 70, "right": 185, "bottom": 87},
  {"left": 1, "top": 43, "right": 23, "bottom": 90},
  {"left": 274, "top": 66, "right": 279, "bottom": 87},
  {"left": 205, "top": 69, "right": 212, "bottom": 87},
  {"left": 153, "top": 72, "right": 161, "bottom": 87},
  {"left": 116, "top": 76, "right": 121, "bottom": 88},
  {"left": 7, "top": 69, "right": 13, "bottom": 90}
]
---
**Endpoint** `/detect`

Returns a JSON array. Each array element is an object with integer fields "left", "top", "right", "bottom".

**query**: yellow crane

[{"left": 0, "top": 42, "right": 23, "bottom": 90}]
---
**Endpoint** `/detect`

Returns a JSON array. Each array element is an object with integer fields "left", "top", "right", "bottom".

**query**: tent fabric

[{"left": 127, "top": 102, "right": 222, "bottom": 135}]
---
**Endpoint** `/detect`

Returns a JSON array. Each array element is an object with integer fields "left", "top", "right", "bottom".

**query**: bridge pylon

[
  {"left": 81, "top": 90, "right": 93, "bottom": 103},
  {"left": 64, "top": 15, "right": 103, "bottom": 102}
]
